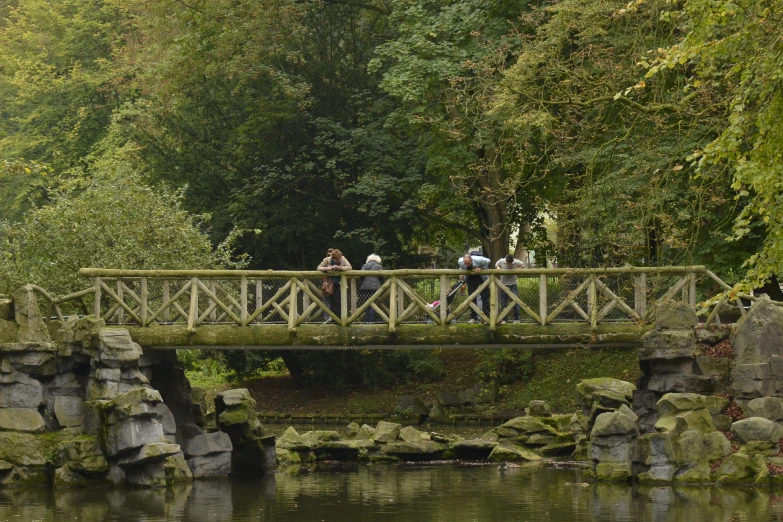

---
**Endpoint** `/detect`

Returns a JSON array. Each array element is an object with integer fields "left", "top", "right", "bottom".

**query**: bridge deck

[{"left": 124, "top": 323, "right": 652, "bottom": 349}]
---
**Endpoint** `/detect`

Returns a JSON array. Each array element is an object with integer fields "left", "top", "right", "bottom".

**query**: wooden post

[
  {"left": 340, "top": 275, "right": 348, "bottom": 326},
  {"left": 439, "top": 275, "right": 448, "bottom": 326},
  {"left": 94, "top": 277, "right": 102, "bottom": 319},
  {"left": 638, "top": 273, "right": 647, "bottom": 317},
  {"left": 489, "top": 275, "right": 498, "bottom": 330},
  {"left": 240, "top": 276, "right": 248, "bottom": 326},
  {"left": 539, "top": 275, "right": 547, "bottom": 326},
  {"left": 688, "top": 272, "right": 696, "bottom": 307},
  {"left": 116, "top": 280, "right": 124, "bottom": 325},
  {"left": 350, "top": 277, "right": 357, "bottom": 316},
  {"left": 209, "top": 281, "right": 217, "bottom": 322},
  {"left": 588, "top": 275, "right": 597, "bottom": 328},
  {"left": 389, "top": 278, "right": 397, "bottom": 333},
  {"left": 397, "top": 281, "right": 404, "bottom": 321},
  {"left": 288, "top": 277, "right": 298, "bottom": 332},
  {"left": 303, "top": 293, "right": 311, "bottom": 323},
  {"left": 188, "top": 277, "right": 199, "bottom": 331},
  {"left": 140, "top": 277, "right": 148, "bottom": 326},
  {"left": 162, "top": 279, "right": 170, "bottom": 323},
  {"left": 255, "top": 279, "right": 263, "bottom": 323}
]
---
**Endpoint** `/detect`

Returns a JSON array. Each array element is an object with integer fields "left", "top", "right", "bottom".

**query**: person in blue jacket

[{"left": 458, "top": 253, "right": 490, "bottom": 323}]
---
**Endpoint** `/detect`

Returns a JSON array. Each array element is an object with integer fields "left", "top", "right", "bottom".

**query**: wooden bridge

[{"left": 24, "top": 266, "right": 748, "bottom": 349}]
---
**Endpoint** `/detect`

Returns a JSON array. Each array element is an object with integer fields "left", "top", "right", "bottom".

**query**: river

[{"left": 1, "top": 463, "right": 780, "bottom": 521}]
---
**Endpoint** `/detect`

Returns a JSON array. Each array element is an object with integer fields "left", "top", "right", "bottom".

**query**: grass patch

[{"left": 185, "top": 346, "right": 641, "bottom": 416}]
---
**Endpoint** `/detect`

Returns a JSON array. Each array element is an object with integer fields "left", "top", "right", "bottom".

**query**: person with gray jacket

[
  {"left": 458, "top": 253, "right": 491, "bottom": 323},
  {"left": 360, "top": 254, "right": 383, "bottom": 322}
]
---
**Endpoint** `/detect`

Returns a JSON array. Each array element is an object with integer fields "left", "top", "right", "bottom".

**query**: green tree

[
  {"left": 648, "top": 0, "right": 783, "bottom": 285},
  {"left": 0, "top": 172, "right": 234, "bottom": 298}
]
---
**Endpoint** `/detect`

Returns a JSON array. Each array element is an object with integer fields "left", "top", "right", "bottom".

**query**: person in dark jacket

[{"left": 360, "top": 254, "right": 383, "bottom": 322}]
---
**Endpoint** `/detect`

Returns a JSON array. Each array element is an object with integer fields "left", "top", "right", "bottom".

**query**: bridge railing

[{"left": 25, "top": 266, "right": 736, "bottom": 332}]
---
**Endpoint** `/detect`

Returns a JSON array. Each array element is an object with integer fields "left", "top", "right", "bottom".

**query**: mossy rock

[
  {"left": 657, "top": 393, "right": 730, "bottom": 416},
  {"left": 499, "top": 416, "right": 556, "bottom": 435},
  {"left": 594, "top": 462, "right": 632, "bottom": 482},
  {"left": 673, "top": 462, "right": 711, "bottom": 483},
  {"left": 576, "top": 378, "right": 635, "bottom": 406},
  {"left": 487, "top": 445, "right": 541, "bottom": 462}
]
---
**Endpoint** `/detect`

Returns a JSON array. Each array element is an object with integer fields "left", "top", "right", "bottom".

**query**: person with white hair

[{"left": 360, "top": 254, "right": 383, "bottom": 322}]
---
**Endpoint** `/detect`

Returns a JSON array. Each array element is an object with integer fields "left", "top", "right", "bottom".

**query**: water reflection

[{"left": 0, "top": 465, "right": 782, "bottom": 521}]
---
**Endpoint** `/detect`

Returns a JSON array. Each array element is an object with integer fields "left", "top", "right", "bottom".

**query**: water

[{"left": 1, "top": 464, "right": 782, "bottom": 521}]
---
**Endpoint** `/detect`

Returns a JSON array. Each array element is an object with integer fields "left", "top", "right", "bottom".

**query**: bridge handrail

[
  {"left": 24, "top": 265, "right": 773, "bottom": 334},
  {"left": 78, "top": 266, "right": 708, "bottom": 278}
]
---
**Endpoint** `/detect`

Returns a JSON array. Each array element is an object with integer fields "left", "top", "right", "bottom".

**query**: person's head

[
  {"left": 327, "top": 248, "right": 334, "bottom": 256},
  {"left": 331, "top": 249, "right": 342, "bottom": 261},
  {"left": 505, "top": 254, "right": 514, "bottom": 264},
  {"left": 463, "top": 254, "right": 473, "bottom": 268},
  {"left": 367, "top": 254, "right": 381, "bottom": 264}
]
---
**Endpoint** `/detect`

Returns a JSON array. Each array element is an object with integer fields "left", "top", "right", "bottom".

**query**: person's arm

[
  {"left": 337, "top": 258, "right": 352, "bottom": 271},
  {"left": 457, "top": 258, "right": 466, "bottom": 270},
  {"left": 514, "top": 259, "right": 524, "bottom": 269},
  {"left": 317, "top": 258, "right": 329, "bottom": 272},
  {"left": 495, "top": 260, "right": 503, "bottom": 269},
  {"left": 476, "top": 256, "right": 491, "bottom": 269}
]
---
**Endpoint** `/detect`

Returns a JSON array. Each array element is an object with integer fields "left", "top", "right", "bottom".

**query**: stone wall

[
  {"left": 0, "top": 287, "right": 272, "bottom": 487},
  {"left": 584, "top": 297, "right": 783, "bottom": 485}
]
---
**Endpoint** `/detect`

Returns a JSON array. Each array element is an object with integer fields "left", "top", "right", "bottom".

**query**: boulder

[
  {"left": 656, "top": 393, "right": 729, "bottom": 416},
  {"left": 576, "top": 378, "right": 635, "bottom": 408},
  {"left": 731, "top": 363, "right": 773, "bottom": 398},
  {"left": 437, "top": 392, "right": 461, "bottom": 407},
  {"left": 0, "top": 431, "right": 58, "bottom": 466},
  {"left": 0, "top": 408, "right": 45, "bottom": 432},
  {"left": 652, "top": 302, "right": 698, "bottom": 331},
  {"left": 730, "top": 417, "right": 783, "bottom": 444},
  {"left": 498, "top": 416, "right": 556, "bottom": 435},
  {"left": 395, "top": 396, "right": 429, "bottom": 417},
  {"left": 164, "top": 452, "right": 193, "bottom": 484},
  {"left": 183, "top": 432, "right": 233, "bottom": 457},
  {"left": 715, "top": 453, "right": 769, "bottom": 484},
  {"left": 104, "top": 418, "right": 165, "bottom": 457},
  {"left": 645, "top": 373, "right": 716, "bottom": 394},
  {"left": 96, "top": 329, "right": 143, "bottom": 368},
  {"left": 191, "top": 386, "right": 208, "bottom": 426},
  {"left": 0, "top": 376, "right": 43, "bottom": 409},
  {"left": 215, "top": 388, "right": 257, "bottom": 428},
  {"left": 315, "top": 440, "right": 376, "bottom": 460},
  {"left": 639, "top": 330, "right": 696, "bottom": 360},
  {"left": 449, "top": 439, "right": 499, "bottom": 460},
  {"left": 156, "top": 403, "right": 177, "bottom": 435},
  {"left": 346, "top": 422, "right": 361, "bottom": 438},
  {"left": 187, "top": 451, "right": 232, "bottom": 478},
  {"left": 116, "top": 442, "right": 181, "bottom": 467},
  {"left": 0, "top": 319, "right": 16, "bottom": 343},
  {"left": 695, "top": 326, "right": 729, "bottom": 345},
  {"left": 54, "top": 396, "right": 85, "bottom": 427},
  {"left": 399, "top": 426, "right": 426, "bottom": 443},
  {"left": 654, "top": 409, "right": 715, "bottom": 436},
  {"left": 276, "top": 427, "right": 308, "bottom": 451},
  {"left": 301, "top": 430, "right": 340, "bottom": 448},
  {"left": 12, "top": 286, "right": 50, "bottom": 343},
  {"left": 526, "top": 400, "right": 552, "bottom": 417},
  {"left": 745, "top": 397, "right": 783, "bottom": 422},
  {"left": 381, "top": 441, "right": 447, "bottom": 459},
  {"left": 354, "top": 424, "right": 376, "bottom": 440},
  {"left": 617, "top": 404, "right": 638, "bottom": 422},
  {"left": 591, "top": 411, "right": 639, "bottom": 438},
  {"left": 487, "top": 445, "right": 541, "bottom": 462},
  {"left": 373, "top": 421, "right": 401, "bottom": 443},
  {"left": 732, "top": 296, "right": 783, "bottom": 364},
  {"left": 703, "top": 431, "right": 732, "bottom": 461}
]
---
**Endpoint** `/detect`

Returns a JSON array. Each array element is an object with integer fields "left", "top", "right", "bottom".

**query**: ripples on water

[{"left": 1, "top": 464, "right": 782, "bottom": 522}]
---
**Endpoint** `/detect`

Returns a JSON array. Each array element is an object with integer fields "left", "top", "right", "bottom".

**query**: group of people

[{"left": 317, "top": 249, "right": 525, "bottom": 324}]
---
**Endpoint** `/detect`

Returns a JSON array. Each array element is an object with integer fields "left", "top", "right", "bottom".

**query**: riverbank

[{"left": 187, "top": 347, "right": 641, "bottom": 417}]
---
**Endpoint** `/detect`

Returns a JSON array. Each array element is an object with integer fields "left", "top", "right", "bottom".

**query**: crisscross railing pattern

[{"left": 10, "top": 266, "right": 738, "bottom": 333}]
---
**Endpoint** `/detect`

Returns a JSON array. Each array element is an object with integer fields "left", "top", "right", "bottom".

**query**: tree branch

[{"left": 413, "top": 208, "right": 484, "bottom": 241}]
